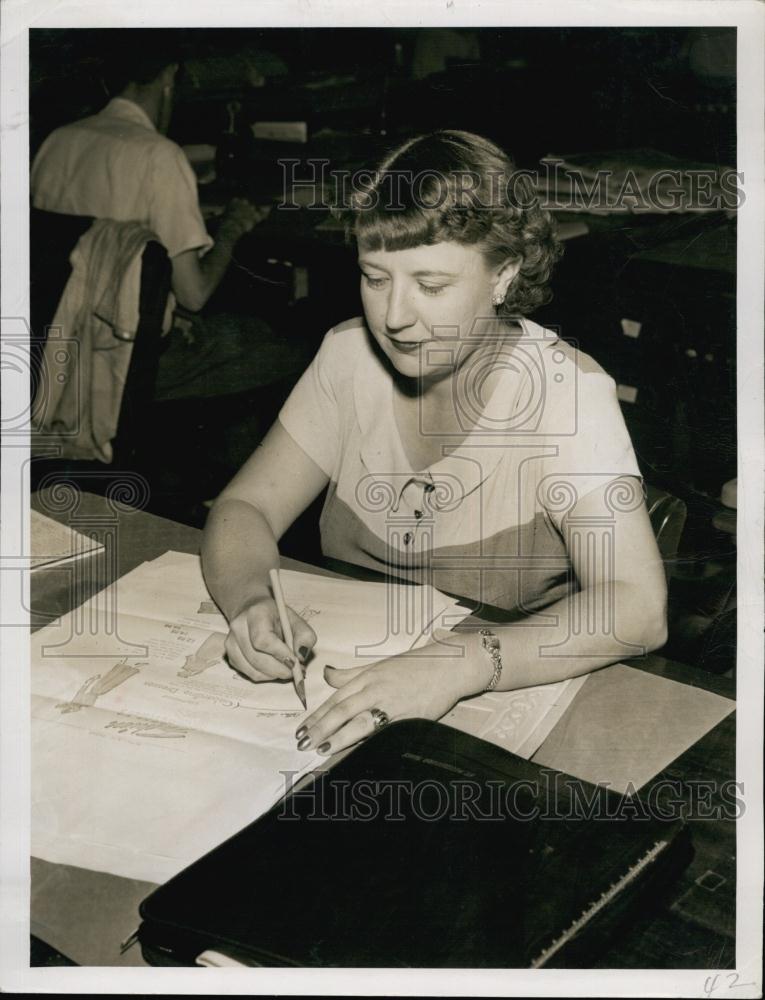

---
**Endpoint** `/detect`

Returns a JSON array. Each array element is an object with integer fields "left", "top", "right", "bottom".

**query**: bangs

[
  {"left": 354, "top": 205, "right": 441, "bottom": 252},
  {"left": 349, "top": 170, "right": 495, "bottom": 252}
]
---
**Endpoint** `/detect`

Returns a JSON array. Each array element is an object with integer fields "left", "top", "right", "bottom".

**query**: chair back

[{"left": 645, "top": 483, "right": 687, "bottom": 579}]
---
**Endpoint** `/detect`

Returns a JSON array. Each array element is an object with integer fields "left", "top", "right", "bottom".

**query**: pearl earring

[{"left": 492, "top": 291, "right": 504, "bottom": 307}]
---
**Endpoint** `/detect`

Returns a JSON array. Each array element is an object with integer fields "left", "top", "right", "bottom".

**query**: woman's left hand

[{"left": 295, "top": 648, "right": 479, "bottom": 755}]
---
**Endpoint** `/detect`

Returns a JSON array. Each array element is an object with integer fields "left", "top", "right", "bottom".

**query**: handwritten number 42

[{"left": 704, "top": 973, "right": 757, "bottom": 996}]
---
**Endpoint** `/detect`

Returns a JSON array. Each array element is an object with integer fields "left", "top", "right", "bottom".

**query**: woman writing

[{"left": 201, "top": 130, "right": 667, "bottom": 756}]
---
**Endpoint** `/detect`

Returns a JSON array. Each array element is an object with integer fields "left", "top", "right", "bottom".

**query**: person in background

[
  {"left": 31, "top": 31, "right": 263, "bottom": 314},
  {"left": 31, "top": 31, "right": 314, "bottom": 500},
  {"left": 202, "top": 130, "right": 668, "bottom": 758}
]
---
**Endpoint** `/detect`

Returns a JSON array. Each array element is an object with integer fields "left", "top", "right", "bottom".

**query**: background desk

[{"left": 30, "top": 490, "right": 736, "bottom": 968}]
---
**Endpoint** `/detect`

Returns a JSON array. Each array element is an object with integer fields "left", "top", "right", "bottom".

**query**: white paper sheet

[
  {"left": 29, "top": 509, "right": 105, "bottom": 570},
  {"left": 32, "top": 693, "right": 306, "bottom": 884},
  {"left": 115, "top": 553, "right": 586, "bottom": 756},
  {"left": 442, "top": 674, "right": 587, "bottom": 758},
  {"left": 112, "top": 550, "right": 463, "bottom": 664},
  {"left": 32, "top": 551, "right": 591, "bottom": 882},
  {"left": 31, "top": 553, "right": 470, "bottom": 882}
]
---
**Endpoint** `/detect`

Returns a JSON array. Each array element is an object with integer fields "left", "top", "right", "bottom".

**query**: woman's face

[{"left": 358, "top": 241, "right": 509, "bottom": 386}]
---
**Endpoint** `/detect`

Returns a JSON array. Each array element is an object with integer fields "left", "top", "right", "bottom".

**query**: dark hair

[
  {"left": 101, "top": 29, "right": 184, "bottom": 93},
  {"left": 344, "top": 130, "right": 562, "bottom": 318}
]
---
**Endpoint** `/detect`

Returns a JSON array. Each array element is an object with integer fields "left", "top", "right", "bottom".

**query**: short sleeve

[
  {"left": 540, "top": 370, "right": 642, "bottom": 527},
  {"left": 278, "top": 329, "right": 343, "bottom": 478},
  {"left": 147, "top": 141, "right": 214, "bottom": 258}
]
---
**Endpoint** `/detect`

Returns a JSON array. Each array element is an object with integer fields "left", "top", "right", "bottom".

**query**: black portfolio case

[{"left": 138, "top": 719, "right": 692, "bottom": 968}]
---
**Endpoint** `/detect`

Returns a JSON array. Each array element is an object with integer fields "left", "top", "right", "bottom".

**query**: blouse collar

[{"left": 354, "top": 317, "right": 558, "bottom": 512}]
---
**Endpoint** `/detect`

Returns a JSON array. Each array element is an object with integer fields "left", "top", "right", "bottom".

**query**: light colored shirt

[
  {"left": 31, "top": 97, "right": 213, "bottom": 259},
  {"left": 279, "top": 316, "right": 643, "bottom": 613}
]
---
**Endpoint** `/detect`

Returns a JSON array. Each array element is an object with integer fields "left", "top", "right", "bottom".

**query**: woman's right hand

[{"left": 224, "top": 597, "right": 317, "bottom": 683}]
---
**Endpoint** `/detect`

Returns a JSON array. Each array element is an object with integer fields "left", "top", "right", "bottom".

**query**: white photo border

[{"left": 2, "top": 1, "right": 762, "bottom": 995}]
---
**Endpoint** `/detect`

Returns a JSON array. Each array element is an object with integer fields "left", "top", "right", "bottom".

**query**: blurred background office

[{"left": 28, "top": 26, "right": 737, "bottom": 674}]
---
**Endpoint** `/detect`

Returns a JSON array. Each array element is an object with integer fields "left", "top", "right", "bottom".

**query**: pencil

[{"left": 268, "top": 567, "right": 307, "bottom": 709}]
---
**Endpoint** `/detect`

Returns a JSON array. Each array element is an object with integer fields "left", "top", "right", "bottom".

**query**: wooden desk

[{"left": 30, "top": 489, "right": 736, "bottom": 969}]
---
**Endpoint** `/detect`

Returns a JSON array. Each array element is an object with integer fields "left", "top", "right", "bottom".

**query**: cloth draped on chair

[{"left": 31, "top": 218, "right": 174, "bottom": 463}]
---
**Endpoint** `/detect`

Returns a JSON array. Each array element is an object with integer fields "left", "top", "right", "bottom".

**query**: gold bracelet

[{"left": 479, "top": 628, "right": 503, "bottom": 691}]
